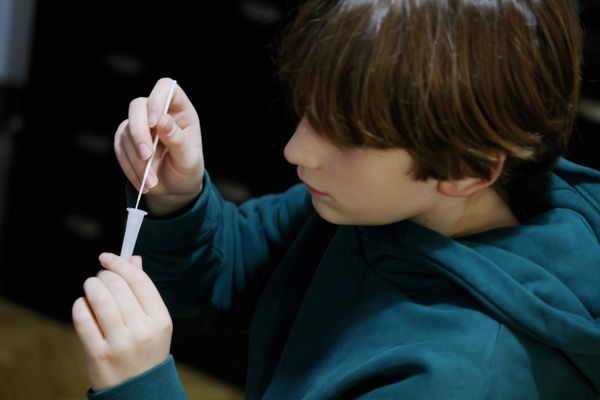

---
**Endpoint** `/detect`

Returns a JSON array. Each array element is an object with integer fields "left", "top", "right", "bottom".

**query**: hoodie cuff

[
  {"left": 124, "top": 170, "right": 221, "bottom": 252},
  {"left": 87, "top": 355, "right": 186, "bottom": 400}
]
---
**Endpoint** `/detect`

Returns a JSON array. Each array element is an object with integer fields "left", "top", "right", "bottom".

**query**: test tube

[
  {"left": 120, "top": 207, "right": 148, "bottom": 261},
  {"left": 119, "top": 79, "right": 176, "bottom": 262}
]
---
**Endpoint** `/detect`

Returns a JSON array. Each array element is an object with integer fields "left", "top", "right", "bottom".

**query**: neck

[{"left": 413, "top": 187, "right": 519, "bottom": 238}]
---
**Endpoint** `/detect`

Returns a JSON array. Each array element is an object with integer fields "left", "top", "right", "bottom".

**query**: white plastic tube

[
  {"left": 119, "top": 79, "right": 177, "bottom": 261},
  {"left": 120, "top": 207, "right": 148, "bottom": 261}
]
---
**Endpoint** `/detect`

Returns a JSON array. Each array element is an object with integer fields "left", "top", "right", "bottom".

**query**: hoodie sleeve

[
  {"left": 86, "top": 355, "right": 186, "bottom": 400},
  {"left": 125, "top": 171, "right": 312, "bottom": 328}
]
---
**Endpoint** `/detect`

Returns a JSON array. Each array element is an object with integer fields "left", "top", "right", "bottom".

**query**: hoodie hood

[{"left": 360, "top": 157, "right": 600, "bottom": 390}]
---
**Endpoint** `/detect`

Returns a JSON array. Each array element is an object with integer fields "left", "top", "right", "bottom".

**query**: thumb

[
  {"left": 155, "top": 114, "right": 197, "bottom": 170},
  {"left": 131, "top": 255, "right": 143, "bottom": 269}
]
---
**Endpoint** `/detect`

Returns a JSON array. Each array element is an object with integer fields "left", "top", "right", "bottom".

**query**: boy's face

[{"left": 284, "top": 118, "right": 440, "bottom": 226}]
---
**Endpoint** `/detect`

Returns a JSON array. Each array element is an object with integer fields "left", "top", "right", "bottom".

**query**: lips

[
  {"left": 302, "top": 180, "right": 327, "bottom": 196},
  {"left": 298, "top": 168, "right": 328, "bottom": 196}
]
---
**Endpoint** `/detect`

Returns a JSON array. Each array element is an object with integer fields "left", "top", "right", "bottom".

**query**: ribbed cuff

[{"left": 87, "top": 355, "right": 186, "bottom": 400}]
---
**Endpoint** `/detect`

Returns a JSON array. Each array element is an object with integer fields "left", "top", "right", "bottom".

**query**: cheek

[
  {"left": 352, "top": 175, "right": 434, "bottom": 221},
  {"left": 338, "top": 166, "right": 386, "bottom": 197},
  {"left": 333, "top": 167, "right": 385, "bottom": 210}
]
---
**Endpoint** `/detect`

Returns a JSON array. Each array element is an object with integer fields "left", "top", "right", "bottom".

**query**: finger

[
  {"left": 121, "top": 126, "right": 159, "bottom": 191},
  {"left": 72, "top": 297, "right": 107, "bottom": 354},
  {"left": 83, "top": 276, "right": 126, "bottom": 340},
  {"left": 131, "top": 256, "right": 143, "bottom": 269},
  {"left": 155, "top": 113, "right": 199, "bottom": 172},
  {"left": 127, "top": 97, "right": 153, "bottom": 160},
  {"left": 120, "top": 128, "right": 143, "bottom": 188},
  {"left": 99, "top": 253, "right": 170, "bottom": 319},
  {"left": 147, "top": 77, "right": 178, "bottom": 120},
  {"left": 115, "top": 121, "right": 144, "bottom": 190},
  {"left": 97, "top": 270, "right": 147, "bottom": 327},
  {"left": 148, "top": 78, "right": 199, "bottom": 130}
]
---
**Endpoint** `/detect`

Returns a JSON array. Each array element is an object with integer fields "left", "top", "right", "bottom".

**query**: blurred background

[
  {"left": 0, "top": 0, "right": 598, "bottom": 398},
  {"left": 0, "top": 0, "right": 302, "bottom": 397}
]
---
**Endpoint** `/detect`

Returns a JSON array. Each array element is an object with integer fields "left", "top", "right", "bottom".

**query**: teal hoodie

[{"left": 90, "top": 157, "right": 600, "bottom": 399}]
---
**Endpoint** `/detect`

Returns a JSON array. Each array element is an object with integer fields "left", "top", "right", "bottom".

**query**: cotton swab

[
  {"left": 120, "top": 79, "right": 177, "bottom": 261},
  {"left": 135, "top": 79, "right": 177, "bottom": 209}
]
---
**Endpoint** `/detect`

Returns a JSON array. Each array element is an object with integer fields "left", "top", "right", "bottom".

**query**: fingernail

[
  {"left": 99, "top": 253, "right": 112, "bottom": 263},
  {"left": 147, "top": 173, "right": 158, "bottom": 188},
  {"left": 138, "top": 143, "right": 151, "bottom": 160},
  {"left": 148, "top": 112, "right": 158, "bottom": 126}
]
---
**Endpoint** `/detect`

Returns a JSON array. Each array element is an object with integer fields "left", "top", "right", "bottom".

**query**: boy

[{"left": 73, "top": 0, "right": 600, "bottom": 398}]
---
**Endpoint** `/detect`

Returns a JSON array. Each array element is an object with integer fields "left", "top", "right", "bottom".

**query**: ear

[{"left": 437, "top": 153, "right": 506, "bottom": 198}]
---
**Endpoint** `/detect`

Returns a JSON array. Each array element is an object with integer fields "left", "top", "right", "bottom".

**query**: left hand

[{"left": 72, "top": 253, "right": 173, "bottom": 391}]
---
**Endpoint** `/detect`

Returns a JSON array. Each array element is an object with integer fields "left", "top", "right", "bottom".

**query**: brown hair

[{"left": 278, "top": 0, "right": 582, "bottom": 182}]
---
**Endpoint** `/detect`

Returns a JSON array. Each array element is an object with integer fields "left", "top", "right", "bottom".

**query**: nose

[{"left": 284, "top": 118, "right": 323, "bottom": 169}]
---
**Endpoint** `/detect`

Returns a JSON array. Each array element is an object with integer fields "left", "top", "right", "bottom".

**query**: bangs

[
  {"left": 278, "top": 0, "right": 582, "bottom": 182},
  {"left": 279, "top": 0, "right": 407, "bottom": 149}
]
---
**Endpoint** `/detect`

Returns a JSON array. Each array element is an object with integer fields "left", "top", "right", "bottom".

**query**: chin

[
  {"left": 311, "top": 198, "right": 348, "bottom": 225},
  {"left": 311, "top": 198, "right": 372, "bottom": 225},
  {"left": 311, "top": 198, "right": 407, "bottom": 226}
]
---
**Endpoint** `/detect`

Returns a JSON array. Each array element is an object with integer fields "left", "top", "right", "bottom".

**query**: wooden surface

[{"left": 0, "top": 298, "right": 244, "bottom": 400}]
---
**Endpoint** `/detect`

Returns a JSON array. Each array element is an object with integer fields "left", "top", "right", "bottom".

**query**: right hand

[
  {"left": 72, "top": 254, "right": 173, "bottom": 392},
  {"left": 114, "top": 78, "right": 205, "bottom": 216}
]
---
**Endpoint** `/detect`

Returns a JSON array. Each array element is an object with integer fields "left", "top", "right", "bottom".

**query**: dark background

[
  {"left": 0, "top": 0, "right": 304, "bottom": 389},
  {"left": 0, "top": 0, "right": 598, "bottom": 391},
  {"left": 573, "top": 0, "right": 600, "bottom": 170}
]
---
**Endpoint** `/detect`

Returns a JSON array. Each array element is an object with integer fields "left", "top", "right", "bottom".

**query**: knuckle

[
  {"left": 96, "top": 269, "right": 112, "bottom": 281},
  {"left": 156, "top": 315, "right": 173, "bottom": 334},
  {"left": 133, "top": 325, "right": 155, "bottom": 345},
  {"left": 72, "top": 314, "right": 87, "bottom": 329},
  {"left": 116, "top": 119, "right": 129, "bottom": 134},
  {"left": 131, "top": 256, "right": 143, "bottom": 267},
  {"left": 83, "top": 276, "right": 98, "bottom": 291},
  {"left": 93, "top": 292, "right": 110, "bottom": 308},
  {"left": 128, "top": 271, "right": 149, "bottom": 288},
  {"left": 160, "top": 320, "right": 173, "bottom": 336},
  {"left": 167, "top": 127, "right": 183, "bottom": 145},
  {"left": 114, "top": 125, "right": 127, "bottom": 149},
  {"left": 88, "top": 346, "right": 110, "bottom": 363},
  {"left": 97, "top": 270, "right": 126, "bottom": 289},
  {"left": 129, "top": 97, "right": 146, "bottom": 109},
  {"left": 109, "top": 337, "right": 130, "bottom": 354},
  {"left": 83, "top": 278, "right": 110, "bottom": 306},
  {"left": 71, "top": 300, "right": 88, "bottom": 325}
]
